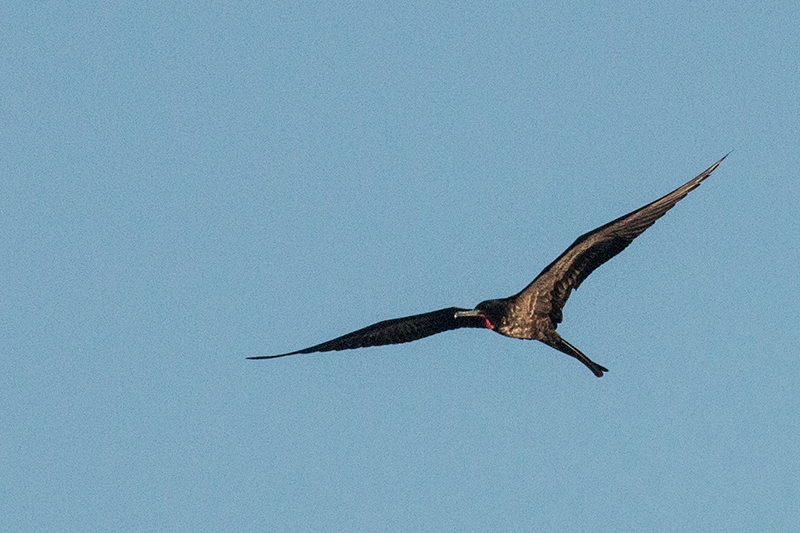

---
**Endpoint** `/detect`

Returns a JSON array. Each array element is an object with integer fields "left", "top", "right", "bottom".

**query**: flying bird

[{"left": 250, "top": 156, "right": 727, "bottom": 377}]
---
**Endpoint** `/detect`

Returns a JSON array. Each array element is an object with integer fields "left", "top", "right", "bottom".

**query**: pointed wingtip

[
  {"left": 715, "top": 150, "right": 733, "bottom": 166},
  {"left": 702, "top": 152, "right": 731, "bottom": 177},
  {"left": 247, "top": 352, "right": 295, "bottom": 360}
]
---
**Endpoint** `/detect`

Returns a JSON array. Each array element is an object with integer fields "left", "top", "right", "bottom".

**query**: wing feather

[
  {"left": 249, "top": 307, "right": 488, "bottom": 359},
  {"left": 514, "top": 155, "right": 727, "bottom": 326}
]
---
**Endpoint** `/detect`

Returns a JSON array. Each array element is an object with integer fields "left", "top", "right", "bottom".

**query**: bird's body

[{"left": 251, "top": 156, "right": 728, "bottom": 377}]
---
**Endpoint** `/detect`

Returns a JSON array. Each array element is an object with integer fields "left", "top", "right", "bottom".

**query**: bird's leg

[{"left": 550, "top": 336, "right": 608, "bottom": 378}]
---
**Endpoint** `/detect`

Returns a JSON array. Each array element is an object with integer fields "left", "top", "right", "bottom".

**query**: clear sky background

[{"left": 3, "top": 1, "right": 799, "bottom": 531}]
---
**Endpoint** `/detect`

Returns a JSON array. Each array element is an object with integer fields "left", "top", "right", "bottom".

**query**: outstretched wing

[
  {"left": 513, "top": 155, "right": 727, "bottom": 326},
  {"left": 249, "top": 307, "right": 490, "bottom": 359}
]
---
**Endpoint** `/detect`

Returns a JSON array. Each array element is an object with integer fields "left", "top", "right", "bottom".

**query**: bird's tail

[{"left": 551, "top": 336, "right": 608, "bottom": 378}]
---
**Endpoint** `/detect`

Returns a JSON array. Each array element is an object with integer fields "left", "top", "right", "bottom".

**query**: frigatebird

[{"left": 250, "top": 156, "right": 727, "bottom": 377}]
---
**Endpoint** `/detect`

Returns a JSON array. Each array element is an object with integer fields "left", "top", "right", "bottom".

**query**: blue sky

[{"left": 3, "top": 1, "right": 799, "bottom": 531}]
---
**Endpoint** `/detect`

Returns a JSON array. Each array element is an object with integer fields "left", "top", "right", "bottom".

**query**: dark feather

[
  {"left": 513, "top": 155, "right": 727, "bottom": 326},
  {"left": 248, "top": 307, "right": 490, "bottom": 359}
]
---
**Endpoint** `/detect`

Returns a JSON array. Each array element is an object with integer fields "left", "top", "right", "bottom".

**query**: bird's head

[{"left": 473, "top": 298, "right": 511, "bottom": 329}]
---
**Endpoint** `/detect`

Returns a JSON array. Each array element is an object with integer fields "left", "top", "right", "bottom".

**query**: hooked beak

[
  {"left": 455, "top": 308, "right": 495, "bottom": 330},
  {"left": 454, "top": 309, "right": 483, "bottom": 318}
]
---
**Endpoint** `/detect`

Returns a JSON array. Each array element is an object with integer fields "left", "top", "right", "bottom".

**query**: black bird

[{"left": 250, "top": 156, "right": 727, "bottom": 377}]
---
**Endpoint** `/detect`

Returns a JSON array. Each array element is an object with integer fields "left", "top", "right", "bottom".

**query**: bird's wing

[
  {"left": 249, "top": 307, "right": 491, "bottom": 359},
  {"left": 512, "top": 155, "right": 727, "bottom": 326}
]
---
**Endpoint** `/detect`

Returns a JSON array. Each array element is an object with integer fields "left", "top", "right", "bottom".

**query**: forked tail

[{"left": 552, "top": 336, "right": 608, "bottom": 377}]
